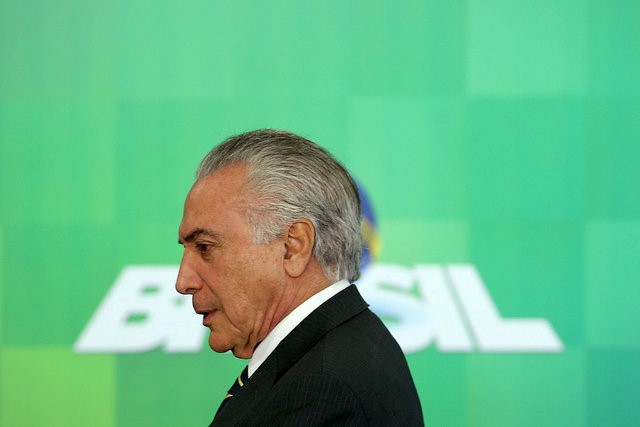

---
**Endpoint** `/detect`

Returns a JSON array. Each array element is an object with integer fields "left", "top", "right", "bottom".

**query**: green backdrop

[{"left": 1, "top": 1, "right": 639, "bottom": 426}]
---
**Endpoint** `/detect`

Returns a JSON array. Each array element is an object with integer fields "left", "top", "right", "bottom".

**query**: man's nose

[{"left": 175, "top": 253, "right": 201, "bottom": 295}]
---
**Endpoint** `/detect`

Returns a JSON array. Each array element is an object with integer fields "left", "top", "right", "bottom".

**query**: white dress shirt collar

[{"left": 247, "top": 279, "right": 351, "bottom": 377}]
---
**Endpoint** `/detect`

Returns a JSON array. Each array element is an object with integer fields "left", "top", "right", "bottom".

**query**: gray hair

[{"left": 196, "top": 129, "right": 362, "bottom": 282}]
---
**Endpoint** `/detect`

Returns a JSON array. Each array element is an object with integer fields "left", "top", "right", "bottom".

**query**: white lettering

[
  {"left": 358, "top": 264, "right": 474, "bottom": 353},
  {"left": 74, "top": 266, "right": 205, "bottom": 353},
  {"left": 74, "top": 264, "right": 563, "bottom": 354},
  {"left": 357, "top": 264, "right": 435, "bottom": 353},
  {"left": 446, "top": 265, "right": 563, "bottom": 352}
]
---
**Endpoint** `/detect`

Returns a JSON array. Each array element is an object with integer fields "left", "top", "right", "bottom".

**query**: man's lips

[{"left": 195, "top": 309, "right": 216, "bottom": 326}]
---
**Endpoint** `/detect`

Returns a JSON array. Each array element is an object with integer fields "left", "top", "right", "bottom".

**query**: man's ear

[{"left": 283, "top": 219, "right": 315, "bottom": 278}]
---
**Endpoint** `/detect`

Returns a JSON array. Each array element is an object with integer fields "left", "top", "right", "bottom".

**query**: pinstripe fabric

[
  {"left": 215, "top": 367, "right": 249, "bottom": 417},
  {"left": 210, "top": 285, "right": 424, "bottom": 426}
]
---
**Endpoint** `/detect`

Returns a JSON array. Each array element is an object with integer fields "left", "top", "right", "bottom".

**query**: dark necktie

[{"left": 217, "top": 366, "right": 249, "bottom": 414}]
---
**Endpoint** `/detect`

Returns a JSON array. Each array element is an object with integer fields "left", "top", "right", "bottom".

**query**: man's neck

[{"left": 247, "top": 279, "right": 351, "bottom": 377}]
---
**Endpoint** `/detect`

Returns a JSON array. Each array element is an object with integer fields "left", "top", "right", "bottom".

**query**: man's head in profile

[
  {"left": 175, "top": 129, "right": 362, "bottom": 358},
  {"left": 175, "top": 129, "right": 422, "bottom": 426}
]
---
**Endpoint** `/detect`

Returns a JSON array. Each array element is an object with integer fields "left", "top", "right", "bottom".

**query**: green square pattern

[
  {"left": 586, "top": 221, "right": 640, "bottom": 347},
  {"left": 464, "top": 350, "right": 586, "bottom": 426},
  {"left": 1, "top": 347, "right": 115, "bottom": 426},
  {"left": 467, "top": 0, "right": 588, "bottom": 95},
  {"left": 378, "top": 220, "right": 469, "bottom": 264}
]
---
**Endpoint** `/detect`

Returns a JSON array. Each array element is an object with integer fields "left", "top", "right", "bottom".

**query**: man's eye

[{"left": 196, "top": 243, "right": 211, "bottom": 254}]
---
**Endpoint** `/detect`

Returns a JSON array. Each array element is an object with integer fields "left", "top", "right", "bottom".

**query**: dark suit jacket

[{"left": 210, "top": 285, "right": 424, "bottom": 426}]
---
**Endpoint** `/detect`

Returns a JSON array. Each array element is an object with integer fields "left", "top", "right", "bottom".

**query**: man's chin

[
  {"left": 207, "top": 337, "right": 245, "bottom": 358},
  {"left": 208, "top": 336, "right": 230, "bottom": 354},
  {"left": 208, "top": 332, "right": 253, "bottom": 359}
]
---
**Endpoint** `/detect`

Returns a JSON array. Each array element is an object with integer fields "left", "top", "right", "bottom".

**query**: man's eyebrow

[{"left": 178, "top": 228, "right": 220, "bottom": 245}]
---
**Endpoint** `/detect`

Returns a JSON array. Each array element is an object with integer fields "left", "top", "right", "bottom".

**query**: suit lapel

[
  {"left": 210, "top": 285, "right": 368, "bottom": 426},
  {"left": 273, "top": 285, "right": 368, "bottom": 382},
  {"left": 210, "top": 355, "right": 277, "bottom": 426}
]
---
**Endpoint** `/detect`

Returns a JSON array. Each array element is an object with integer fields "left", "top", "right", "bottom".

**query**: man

[{"left": 176, "top": 129, "right": 424, "bottom": 426}]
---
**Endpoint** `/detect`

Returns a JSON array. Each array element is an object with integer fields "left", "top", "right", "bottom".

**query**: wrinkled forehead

[
  {"left": 182, "top": 164, "right": 253, "bottom": 222},
  {"left": 191, "top": 163, "right": 250, "bottom": 198}
]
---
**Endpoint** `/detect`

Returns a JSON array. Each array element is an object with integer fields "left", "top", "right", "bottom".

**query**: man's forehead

[
  {"left": 191, "top": 164, "right": 249, "bottom": 195},
  {"left": 179, "top": 164, "right": 252, "bottom": 235},
  {"left": 178, "top": 196, "right": 227, "bottom": 243},
  {"left": 201, "top": 162, "right": 249, "bottom": 184}
]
